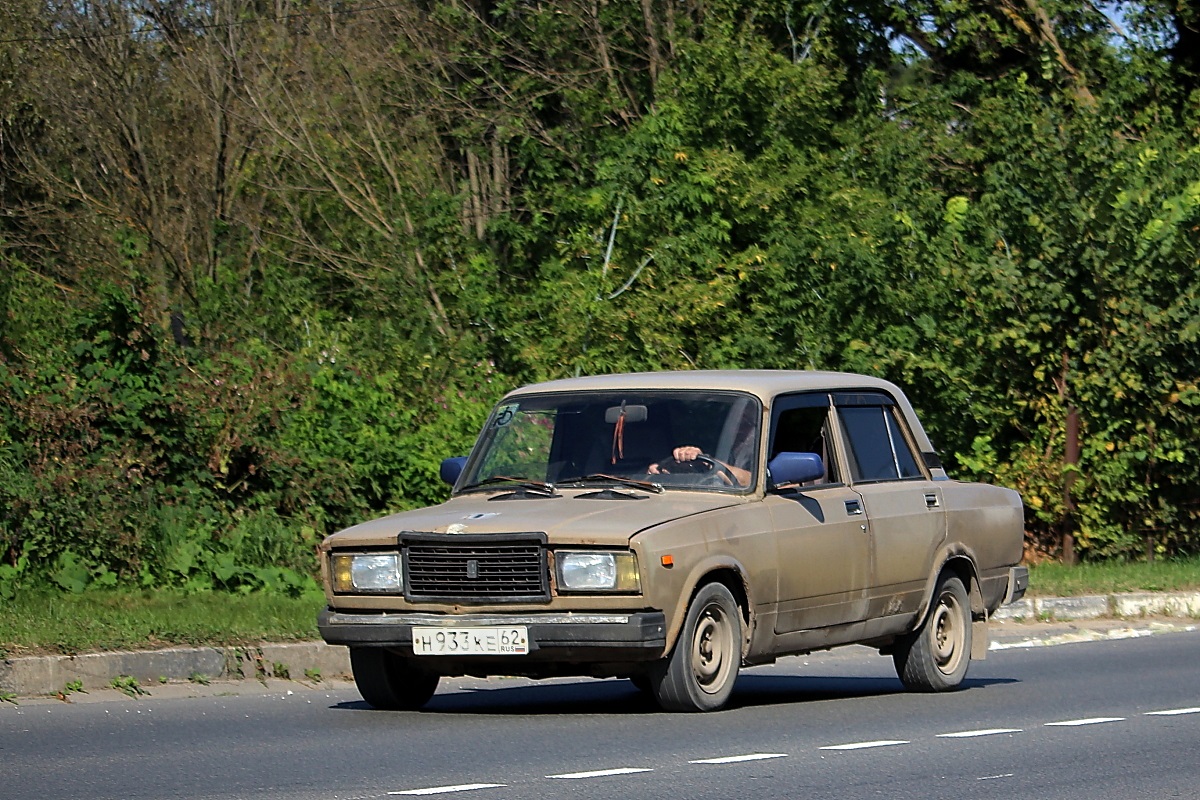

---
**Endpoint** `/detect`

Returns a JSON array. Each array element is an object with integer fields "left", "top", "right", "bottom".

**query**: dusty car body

[{"left": 318, "top": 370, "right": 1028, "bottom": 712}]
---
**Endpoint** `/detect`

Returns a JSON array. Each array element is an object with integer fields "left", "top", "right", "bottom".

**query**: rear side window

[{"left": 836, "top": 400, "right": 923, "bottom": 483}]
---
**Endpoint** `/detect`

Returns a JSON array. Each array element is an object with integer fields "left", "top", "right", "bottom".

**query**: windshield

[{"left": 460, "top": 391, "right": 761, "bottom": 493}]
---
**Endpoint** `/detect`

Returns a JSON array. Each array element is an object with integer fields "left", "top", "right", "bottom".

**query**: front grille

[{"left": 402, "top": 532, "right": 549, "bottom": 602}]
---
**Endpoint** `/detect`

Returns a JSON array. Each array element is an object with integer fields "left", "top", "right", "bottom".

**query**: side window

[
  {"left": 769, "top": 394, "right": 839, "bottom": 485},
  {"left": 836, "top": 398, "right": 924, "bottom": 483},
  {"left": 838, "top": 407, "right": 896, "bottom": 481}
]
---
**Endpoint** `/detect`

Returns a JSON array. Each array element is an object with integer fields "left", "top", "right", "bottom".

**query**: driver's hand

[
  {"left": 648, "top": 446, "right": 702, "bottom": 475},
  {"left": 672, "top": 446, "right": 702, "bottom": 462}
]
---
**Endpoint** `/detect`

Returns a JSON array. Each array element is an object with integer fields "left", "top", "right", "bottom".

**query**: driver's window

[{"left": 770, "top": 396, "right": 839, "bottom": 485}]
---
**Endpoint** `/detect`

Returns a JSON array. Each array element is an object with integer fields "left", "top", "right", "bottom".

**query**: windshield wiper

[
  {"left": 555, "top": 474, "right": 664, "bottom": 494},
  {"left": 459, "top": 476, "right": 558, "bottom": 496}
]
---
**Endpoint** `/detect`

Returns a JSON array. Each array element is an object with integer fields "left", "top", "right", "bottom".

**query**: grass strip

[
  {"left": 3, "top": 558, "right": 1199, "bottom": 657},
  {"left": 0, "top": 588, "right": 325, "bottom": 658},
  {"left": 1027, "top": 556, "right": 1200, "bottom": 598}
]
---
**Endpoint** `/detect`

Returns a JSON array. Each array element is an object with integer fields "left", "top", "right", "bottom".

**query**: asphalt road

[{"left": 2, "top": 628, "right": 1198, "bottom": 800}]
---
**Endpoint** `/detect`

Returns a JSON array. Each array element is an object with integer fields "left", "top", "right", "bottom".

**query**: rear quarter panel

[
  {"left": 941, "top": 481, "right": 1024, "bottom": 610},
  {"left": 942, "top": 482, "right": 1024, "bottom": 567}
]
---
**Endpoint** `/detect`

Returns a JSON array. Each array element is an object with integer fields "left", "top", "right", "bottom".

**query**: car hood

[{"left": 325, "top": 490, "right": 746, "bottom": 548}]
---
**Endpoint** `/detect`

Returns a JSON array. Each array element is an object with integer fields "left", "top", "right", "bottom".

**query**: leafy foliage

[{"left": 0, "top": 0, "right": 1198, "bottom": 603}]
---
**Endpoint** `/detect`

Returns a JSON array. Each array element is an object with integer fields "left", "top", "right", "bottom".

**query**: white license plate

[{"left": 412, "top": 626, "right": 529, "bottom": 656}]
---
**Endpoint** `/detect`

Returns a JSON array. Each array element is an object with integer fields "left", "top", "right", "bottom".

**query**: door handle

[
  {"left": 845, "top": 499, "right": 863, "bottom": 516},
  {"left": 925, "top": 492, "right": 940, "bottom": 509}
]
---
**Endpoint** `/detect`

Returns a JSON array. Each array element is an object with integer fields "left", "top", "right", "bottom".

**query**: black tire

[
  {"left": 651, "top": 582, "right": 742, "bottom": 712},
  {"left": 893, "top": 574, "right": 972, "bottom": 692},
  {"left": 349, "top": 647, "right": 440, "bottom": 710}
]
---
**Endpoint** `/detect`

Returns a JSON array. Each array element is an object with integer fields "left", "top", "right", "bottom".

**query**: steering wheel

[{"left": 654, "top": 453, "right": 738, "bottom": 486}]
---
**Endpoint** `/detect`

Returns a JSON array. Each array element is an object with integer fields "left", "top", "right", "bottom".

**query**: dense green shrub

[{"left": 1, "top": 0, "right": 1198, "bottom": 600}]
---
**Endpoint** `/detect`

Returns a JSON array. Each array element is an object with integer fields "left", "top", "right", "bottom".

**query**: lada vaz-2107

[{"left": 318, "top": 371, "right": 1028, "bottom": 712}]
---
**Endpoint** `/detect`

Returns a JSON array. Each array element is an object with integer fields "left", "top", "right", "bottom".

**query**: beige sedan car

[{"left": 318, "top": 371, "right": 1028, "bottom": 712}]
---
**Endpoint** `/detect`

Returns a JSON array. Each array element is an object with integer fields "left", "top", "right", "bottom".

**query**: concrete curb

[
  {"left": 0, "top": 642, "right": 351, "bottom": 698},
  {"left": 3, "top": 591, "right": 1197, "bottom": 699},
  {"left": 992, "top": 590, "right": 1200, "bottom": 622}
]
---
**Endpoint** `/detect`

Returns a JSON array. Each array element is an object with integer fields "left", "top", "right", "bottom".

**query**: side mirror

[
  {"left": 440, "top": 456, "right": 468, "bottom": 486},
  {"left": 767, "top": 452, "right": 824, "bottom": 489}
]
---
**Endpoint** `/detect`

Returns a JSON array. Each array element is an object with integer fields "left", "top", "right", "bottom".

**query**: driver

[{"left": 647, "top": 445, "right": 751, "bottom": 487}]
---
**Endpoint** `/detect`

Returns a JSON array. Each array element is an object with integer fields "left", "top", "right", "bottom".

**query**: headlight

[
  {"left": 556, "top": 551, "right": 640, "bottom": 593},
  {"left": 331, "top": 553, "right": 402, "bottom": 593}
]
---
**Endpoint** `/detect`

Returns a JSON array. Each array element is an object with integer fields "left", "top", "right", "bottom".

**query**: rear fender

[{"left": 915, "top": 545, "right": 988, "bottom": 660}]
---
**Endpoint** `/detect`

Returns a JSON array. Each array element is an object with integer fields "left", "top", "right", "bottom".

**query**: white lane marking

[
  {"left": 819, "top": 740, "right": 909, "bottom": 751},
  {"left": 937, "top": 728, "right": 1023, "bottom": 738},
  {"left": 388, "top": 784, "right": 505, "bottom": 796},
  {"left": 1045, "top": 717, "right": 1125, "bottom": 727},
  {"left": 977, "top": 773, "right": 1015, "bottom": 781},
  {"left": 689, "top": 753, "right": 788, "bottom": 764},
  {"left": 1145, "top": 707, "right": 1200, "bottom": 716},
  {"left": 546, "top": 767, "right": 654, "bottom": 779}
]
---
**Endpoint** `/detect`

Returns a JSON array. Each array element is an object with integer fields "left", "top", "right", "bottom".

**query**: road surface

[{"left": 2, "top": 627, "right": 1197, "bottom": 800}]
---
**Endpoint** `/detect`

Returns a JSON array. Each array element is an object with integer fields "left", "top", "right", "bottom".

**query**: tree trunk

[{"left": 1061, "top": 349, "right": 1080, "bottom": 566}]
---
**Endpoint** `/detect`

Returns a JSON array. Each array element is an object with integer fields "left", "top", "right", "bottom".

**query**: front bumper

[{"left": 318, "top": 608, "right": 667, "bottom": 663}]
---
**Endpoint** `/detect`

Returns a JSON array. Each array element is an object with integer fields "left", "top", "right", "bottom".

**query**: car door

[
  {"left": 834, "top": 392, "right": 947, "bottom": 622},
  {"left": 765, "top": 393, "right": 872, "bottom": 633}
]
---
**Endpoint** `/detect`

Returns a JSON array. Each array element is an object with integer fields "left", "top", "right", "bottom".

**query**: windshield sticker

[{"left": 493, "top": 404, "right": 519, "bottom": 428}]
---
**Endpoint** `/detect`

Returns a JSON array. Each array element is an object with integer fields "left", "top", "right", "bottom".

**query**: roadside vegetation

[
  {"left": 1027, "top": 556, "right": 1200, "bottom": 599},
  {"left": 2, "top": 1, "right": 1198, "bottom": 632},
  {"left": 4, "top": 557, "right": 1200, "bottom": 657},
  {"left": 0, "top": 587, "right": 325, "bottom": 658}
]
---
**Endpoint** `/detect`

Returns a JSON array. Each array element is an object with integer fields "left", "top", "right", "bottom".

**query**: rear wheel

[
  {"left": 893, "top": 574, "right": 972, "bottom": 692},
  {"left": 651, "top": 582, "right": 742, "bottom": 712},
  {"left": 349, "top": 647, "right": 439, "bottom": 710}
]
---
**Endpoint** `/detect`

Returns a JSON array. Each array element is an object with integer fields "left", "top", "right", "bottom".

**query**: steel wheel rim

[
  {"left": 931, "top": 589, "right": 965, "bottom": 675},
  {"left": 690, "top": 602, "right": 734, "bottom": 694}
]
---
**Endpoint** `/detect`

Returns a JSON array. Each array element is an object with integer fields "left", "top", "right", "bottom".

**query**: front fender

[
  {"left": 656, "top": 554, "right": 755, "bottom": 659},
  {"left": 632, "top": 500, "right": 773, "bottom": 660}
]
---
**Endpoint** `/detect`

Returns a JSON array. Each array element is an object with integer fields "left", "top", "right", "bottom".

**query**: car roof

[{"left": 501, "top": 370, "right": 904, "bottom": 402}]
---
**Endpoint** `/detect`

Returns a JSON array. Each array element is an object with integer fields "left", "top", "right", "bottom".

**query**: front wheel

[
  {"left": 349, "top": 647, "right": 439, "bottom": 710},
  {"left": 651, "top": 582, "right": 742, "bottom": 712},
  {"left": 893, "top": 574, "right": 972, "bottom": 692}
]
